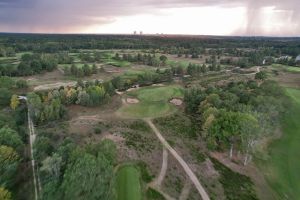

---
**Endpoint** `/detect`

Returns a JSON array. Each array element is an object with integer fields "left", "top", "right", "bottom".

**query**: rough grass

[
  {"left": 115, "top": 165, "right": 142, "bottom": 200},
  {"left": 211, "top": 157, "right": 258, "bottom": 200},
  {"left": 262, "top": 87, "right": 300, "bottom": 199},
  {"left": 146, "top": 188, "right": 166, "bottom": 200},
  {"left": 117, "top": 85, "right": 183, "bottom": 119}
]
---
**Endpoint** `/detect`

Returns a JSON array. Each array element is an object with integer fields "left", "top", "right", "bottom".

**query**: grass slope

[
  {"left": 115, "top": 165, "right": 142, "bottom": 200},
  {"left": 263, "top": 88, "right": 300, "bottom": 199},
  {"left": 211, "top": 157, "right": 258, "bottom": 200},
  {"left": 118, "top": 85, "right": 183, "bottom": 119}
]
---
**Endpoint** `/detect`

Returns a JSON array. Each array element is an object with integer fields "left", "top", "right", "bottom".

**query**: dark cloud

[{"left": 0, "top": 0, "right": 299, "bottom": 35}]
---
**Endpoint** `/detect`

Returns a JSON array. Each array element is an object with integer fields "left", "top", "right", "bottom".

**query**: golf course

[
  {"left": 117, "top": 85, "right": 184, "bottom": 119},
  {"left": 263, "top": 87, "right": 300, "bottom": 199},
  {"left": 115, "top": 165, "right": 142, "bottom": 200}
]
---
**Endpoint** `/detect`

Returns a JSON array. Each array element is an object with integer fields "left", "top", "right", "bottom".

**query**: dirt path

[
  {"left": 179, "top": 181, "right": 192, "bottom": 200},
  {"left": 145, "top": 119, "right": 210, "bottom": 200},
  {"left": 27, "top": 107, "right": 39, "bottom": 200},
  {"left": 151, "top": 147, "right": 168, "bottom": 187}
]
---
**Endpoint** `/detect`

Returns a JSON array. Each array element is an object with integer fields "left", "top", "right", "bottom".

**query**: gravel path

[{"left": 146, "top": 119, "right": 210, "bottom": 200}]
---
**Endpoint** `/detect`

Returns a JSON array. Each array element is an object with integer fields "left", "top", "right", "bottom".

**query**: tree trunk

[
  {"left": 243, "top": 153, "right": 248, "bottom": 166},
  {"left": 229, "top": 144, "right": 233, "bottom": 159}
]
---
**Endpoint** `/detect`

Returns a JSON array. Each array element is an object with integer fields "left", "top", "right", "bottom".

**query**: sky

[{"left": 0, "top": 0, "right": 299, "bottom": 36}]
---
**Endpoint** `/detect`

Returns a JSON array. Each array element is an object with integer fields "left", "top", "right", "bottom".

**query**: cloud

[{"left": 0, "top": 0, "right": 299, "bottom": 35}]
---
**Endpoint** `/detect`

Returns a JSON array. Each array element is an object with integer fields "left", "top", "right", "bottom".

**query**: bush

[{"left": 94, "top": 127, "right": 102, "bottom": 134}]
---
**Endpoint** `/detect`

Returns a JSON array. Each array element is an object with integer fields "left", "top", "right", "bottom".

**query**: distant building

[
  {"left": 140, "top": 31, "right": 143, "bottom": 35},
  {"left": 133, "top": 31, "right": 137, "bottom": 35}
]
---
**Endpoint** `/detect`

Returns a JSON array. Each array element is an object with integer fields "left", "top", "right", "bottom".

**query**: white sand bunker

[
  {"left": 126, "top": 98, "right": 139, "bottom": 104},
  {"left": 170, "top": 98, "right": 183, "bottom": 106}
]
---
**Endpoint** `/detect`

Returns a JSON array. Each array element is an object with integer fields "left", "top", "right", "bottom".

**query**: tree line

[
  {"left": 22, "top": 80, "right": 114, "bottom": 124},
  {"left": 184, "top": 80, "right": 288, "bottom": 165},
  {"left": 114, "top": 53, "right": 168, "bottom": 67},
  {"left": 0, "top": 100, "right": 27, "bottom": 199},
  {"left": 63, "top": 64, "right": 98, "bottom": 77}
]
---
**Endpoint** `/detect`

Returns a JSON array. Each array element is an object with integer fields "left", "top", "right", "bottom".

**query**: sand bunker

[
  {"left": 126, "top": 98, "right": 139, "bottom": 104},
  {"left": 170, "top": 98, "right": 183, "bottom": 106}
]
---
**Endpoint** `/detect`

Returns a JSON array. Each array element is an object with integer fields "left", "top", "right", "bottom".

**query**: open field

[
  {"left": 115, "top": 165, "right": 142, "bottom": 200},
  {"left": 262, "top": 88, "right": 300, "bottom": 199},
  {"left": 117, "top": 85, "right": 184, "bottom": 119}
]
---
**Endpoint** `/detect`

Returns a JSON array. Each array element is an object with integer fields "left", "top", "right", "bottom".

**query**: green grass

[
  {"left": 119, "top": 102, "right": 177, "bottom": 119},
  {"left": 128, "top": 85, "right": 183, "bottom": 102},
  {"left": 117, "top": 85, "right": 184, "bottom": 119},
  {"left": 115, "top": 165, "right": 142, "bottom": 200},
  {"left": 146, "top": 188, "right": 165, "bottom": 200},
  {"left": 262, "top": 87, "right": 300, "bottom": 199},
  {"left": 272, "top": 64, "right": 300, "bottom": 73},
  {"left": 166, "top": 60, "right": 190, "bottom": 68}
]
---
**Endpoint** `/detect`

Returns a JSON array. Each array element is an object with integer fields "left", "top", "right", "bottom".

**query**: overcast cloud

[{"left": 0, "top": 0, "right": 299, "bottom": 35}]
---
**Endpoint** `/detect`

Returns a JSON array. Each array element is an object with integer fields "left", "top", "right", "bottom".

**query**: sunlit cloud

[
  {"left": 87, "top": 7, "right": 247, "bottom": 35},
  {"left": 0, "top": 0, "right": 299, "bottom": 36}
]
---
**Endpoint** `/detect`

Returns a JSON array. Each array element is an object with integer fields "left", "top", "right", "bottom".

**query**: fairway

[
  {"left": 117, "top": 85, "right": 184, "bottom": 119},
  {"left": 272, "top": 64, "right": 300, "bottom": 73},
  {"left": 129, "top": 85, "right": 183, "bottom": 102},
  {"left": 262, "top": 88, "right": 300, "bottom": 199},
  {"left": 115, "top": 165, "right": 142, "bottom": 200}
]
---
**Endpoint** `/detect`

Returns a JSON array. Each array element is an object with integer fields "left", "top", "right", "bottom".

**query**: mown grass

[
  {"left": 115, "top": 165, "right": 142, "bottom": 200},
  {"left": 118, "top": 85, "right": 183, "bottom": 119},
  {"left": 128, "top": 85, "right": 183, "bottom": 102},
  {"left": 119, "top": 101, "right": 177, "bottom": 119},
  {"left": 261, "top": 87, "right": 300, "bottom": 199},
  {"left": 272, "top": 64, "right": 300, "bottom": 73}
]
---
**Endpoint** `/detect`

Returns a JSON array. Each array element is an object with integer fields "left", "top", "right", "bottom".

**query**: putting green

[
  {"left": 262, "top": 88, "right": 300, "bottom": 199},
  {"left": 115, "top": 165, "right": 142, "bottom": 200},
  {"left": 117, "top": 85, "right": 183, "bottom": 119}
]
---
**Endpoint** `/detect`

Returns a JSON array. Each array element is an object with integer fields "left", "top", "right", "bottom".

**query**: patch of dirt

[
  {"left": 126, "top": 85, "right": 140, "bottom": 92},
  {"left": 34, "top": 81, "right": 77, "bottom": 91},
  {"left": 153, "top": 83, "right": 165, "bottom": 87},
  {"left": 274, "top": 72, "right": 300, "bottom": 89},
  {"left": 127, "top": 97, "right": 139, "bottom": 104},
  {"left": 170, "top": 98, "right": 183, "bottom": 106},
  {"left": 202, "top": 158, "right": 219, "bottom": 177},
  {"left": 103, "top": 65, "right": 123, "bottom": 73},
  {"left": 102, "top": 132, "right": 125, "bottom": 143}
]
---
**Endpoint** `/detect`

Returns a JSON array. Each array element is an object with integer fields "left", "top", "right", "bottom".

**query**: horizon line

[{"left": 0, "top": 32, "right": 299, "bottom": 38}]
